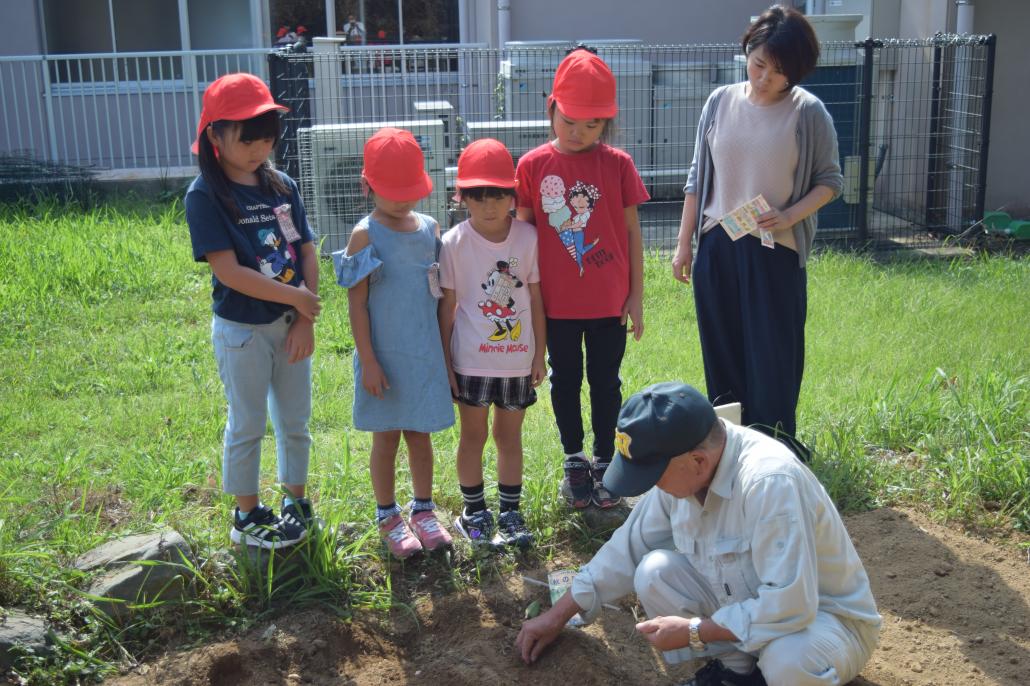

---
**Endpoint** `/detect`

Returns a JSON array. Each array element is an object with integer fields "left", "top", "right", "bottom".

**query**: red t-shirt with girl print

[{"left": 516, "top": 142, "right": 649, "bottom": 319}]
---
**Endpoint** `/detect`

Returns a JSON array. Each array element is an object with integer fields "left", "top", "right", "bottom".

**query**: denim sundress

[{"left": 333, "top": 213, "right": 455, "bottom": 433}]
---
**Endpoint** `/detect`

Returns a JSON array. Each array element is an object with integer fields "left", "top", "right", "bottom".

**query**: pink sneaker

[
  {"left": 378, "top": 514, "right": 423, "bottom": 559},
  {"left": 410, "top": 510, "right": 453, "bottom": 552}
]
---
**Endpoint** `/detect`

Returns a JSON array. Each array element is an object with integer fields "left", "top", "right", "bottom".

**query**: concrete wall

[
  {"left": 489, "top": 0, "right": 771, "bottom": 47},
  {"left": 1, "top": 0, "right": 43, "bottom": 56},
  {"left": 974, "top": 0, "right": 1030, "bottom": 217},
  {"left": 897, "top": 0, "right": 951, "bottom": 37}
]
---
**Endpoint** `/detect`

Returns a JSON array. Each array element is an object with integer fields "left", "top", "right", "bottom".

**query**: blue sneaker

[{"left": 495, "top": 509, "right": 534, "bottom": 550}]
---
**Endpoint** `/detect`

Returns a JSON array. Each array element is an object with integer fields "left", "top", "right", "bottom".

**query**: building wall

[
  {"left": 505, "top": 0, "right": 771, "bottom": 46},
  {"left": 1, "top": 0, "right": 43, "bottom": 56},
  {"left": 897, "top": 0, "right": 950, "bottom": 38},
  {"left": 974, "top": 0, "right": 1030, "bottom": 216}
]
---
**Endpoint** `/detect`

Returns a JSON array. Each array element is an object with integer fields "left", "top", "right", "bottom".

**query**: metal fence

[
  {"left": 0, "top": 36, "right": 995, "bottom": 253},
  {"left": 0, "top": 48, "right": 267, "bottom": 171}
]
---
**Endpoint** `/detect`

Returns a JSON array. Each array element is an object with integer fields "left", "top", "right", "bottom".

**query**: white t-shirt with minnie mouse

[{"left": 439, "top": 218, "right": 540, "bottom": 377}]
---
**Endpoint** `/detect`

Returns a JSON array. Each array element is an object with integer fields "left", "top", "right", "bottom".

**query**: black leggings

[{"left": 546, "top": 317, "right": 627, "bottom": 460}]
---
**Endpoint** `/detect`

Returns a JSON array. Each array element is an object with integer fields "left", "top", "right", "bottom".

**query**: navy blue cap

[{"left": 602, "top": 382, "right": 717, "bottom": 497}]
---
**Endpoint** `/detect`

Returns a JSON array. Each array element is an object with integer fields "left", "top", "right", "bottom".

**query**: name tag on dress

[
  {"left": 427, "top": 262, "right": 443, "bottom": 299},
  {"left": 273, "top": 204, "right": 302, "bottom": 243}
]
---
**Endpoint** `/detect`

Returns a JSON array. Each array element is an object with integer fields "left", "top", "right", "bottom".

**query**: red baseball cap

[
  {"left": 548, "top": 50, "right": 618, "bottom": 120},
  {"left": 362, "top": 127, "right": 433, "bottom": 202},
  {"left": 191, "top": 73, "right": 288, "bottom": 154},
  {"left": 455, "top": 138, "right": 516, "bottom": 190},
  {"left": 276, "top": 27, "right": 289, "bottom": 38}
]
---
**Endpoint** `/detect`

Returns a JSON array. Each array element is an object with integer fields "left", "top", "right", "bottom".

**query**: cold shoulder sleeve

[{"left": 332, "top": 244, "right": 383, "bottom": 288}]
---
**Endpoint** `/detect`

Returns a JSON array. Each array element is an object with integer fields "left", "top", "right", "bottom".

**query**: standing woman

[{"left": 672, "top": 5, "right": 841, "bottom": 450}]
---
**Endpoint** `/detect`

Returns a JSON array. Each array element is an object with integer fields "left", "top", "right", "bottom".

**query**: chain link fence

[
  {"left": 0, "top": 36, "right": 995, "bottom": 253},
  {"left": 270, "top": 35, "right": 995, "bottom": 254}
]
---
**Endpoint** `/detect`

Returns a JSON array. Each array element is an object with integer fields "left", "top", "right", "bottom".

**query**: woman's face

[
  {"left": 570, "top": 194, "right": 590, "bottom": 214},
  {"left": 746, "top": 44, "right": 790, "bottom": 100}
]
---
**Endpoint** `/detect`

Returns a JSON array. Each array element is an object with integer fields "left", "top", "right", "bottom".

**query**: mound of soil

[{"left": 109, "top": 508, "right": 1030, "bottom": 686}]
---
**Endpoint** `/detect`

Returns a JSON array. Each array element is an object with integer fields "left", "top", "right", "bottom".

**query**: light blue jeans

[{"left": 212, "top": 312, "right": 312, "bottom": 496}]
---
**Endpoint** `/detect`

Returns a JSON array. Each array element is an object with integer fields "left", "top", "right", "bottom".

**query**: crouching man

[{"left": 515, "top": 382, "right": 881, "bottom": 685}]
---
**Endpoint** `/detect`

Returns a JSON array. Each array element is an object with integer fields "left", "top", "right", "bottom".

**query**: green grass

[{"left": 1, "top": 199, "right": 1028, "bottom": 682}]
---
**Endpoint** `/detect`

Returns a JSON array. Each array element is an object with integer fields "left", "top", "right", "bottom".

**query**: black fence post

[
  {"left": 856, "top": 38, "right": 878, "bottom": 242},
  {"left": 267, "top": 49, "right": 312, "bottom": 180},
  {"left": 974, "top": 34, "right": 996, "bottom": 225},
  {"left": 925, "top": 34, "right": 944, "bottom": 229}
]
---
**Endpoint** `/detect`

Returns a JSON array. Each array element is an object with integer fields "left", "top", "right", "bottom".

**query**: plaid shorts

[{"left": 454, "top": 373, "right": 537, "bottom": 411}]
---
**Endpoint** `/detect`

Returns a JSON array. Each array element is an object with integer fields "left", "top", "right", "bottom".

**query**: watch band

[{"left": 689, "top": 617, "right": 706, "bottom": 650}]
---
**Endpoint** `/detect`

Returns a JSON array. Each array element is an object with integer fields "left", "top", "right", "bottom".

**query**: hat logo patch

[{"left": 615, "top": 430, "right": 632, "bottom": 459}]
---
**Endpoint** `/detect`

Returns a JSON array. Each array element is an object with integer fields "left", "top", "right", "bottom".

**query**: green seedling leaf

[{"left": 524, "top": 599, "right": 541, "bottom": 619}]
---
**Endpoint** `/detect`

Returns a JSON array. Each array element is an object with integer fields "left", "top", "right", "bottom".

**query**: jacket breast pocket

[{"left": 714, "top": 536, "right": 760, "bottom": 599}]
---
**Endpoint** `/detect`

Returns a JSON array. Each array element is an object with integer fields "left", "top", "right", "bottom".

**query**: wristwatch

[{"left": 688, "top": 617, "right": 706, "bottom": 650}]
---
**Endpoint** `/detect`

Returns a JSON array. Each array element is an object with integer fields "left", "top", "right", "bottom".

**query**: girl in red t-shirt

[{"left": 515, "top": 47, "right": 649, "bottom": 510}]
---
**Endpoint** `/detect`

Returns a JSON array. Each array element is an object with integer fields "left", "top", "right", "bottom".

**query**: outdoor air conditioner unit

[
  {"left": 463, "top": 119, "right": 550, "bottom": 168},
  {"left": 297, "top": 119, "right": 447, "bottom": 254}
]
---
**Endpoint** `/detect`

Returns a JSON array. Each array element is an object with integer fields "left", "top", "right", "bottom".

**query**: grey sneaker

[
  {"left": 590, "top": 460, "right": 622, "bottom": 509},
  {"left": 561, "top": 456, "right": 593, "bottom": 509}
]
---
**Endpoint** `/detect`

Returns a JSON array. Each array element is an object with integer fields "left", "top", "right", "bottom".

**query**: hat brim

[
  {"left": 191, "top": 102, "right": 289, "bottom": 154},
  {"left": 367, "top": 171, "right": 434, "bottom": 202},
  {"left": 602, "top": 452, "right": 671, "bottom": 498},
  {"left": 549, "top": 95, "right": 618, "bottom": 120},
  {"left": 455, "top": 177, "right": 517, "bottom": 190}
]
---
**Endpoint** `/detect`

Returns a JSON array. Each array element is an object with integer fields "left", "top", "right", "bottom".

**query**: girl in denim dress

[{"left": 333, "top": 127, "right": 454, "bottom": 559}]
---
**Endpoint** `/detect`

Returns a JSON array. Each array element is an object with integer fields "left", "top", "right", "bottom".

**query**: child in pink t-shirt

[
  {"left": 439, "top": 139, "right": 545, "bottom": 551},
  {"left": 515, "top": 48, "right": 649, "bottom": 510}
]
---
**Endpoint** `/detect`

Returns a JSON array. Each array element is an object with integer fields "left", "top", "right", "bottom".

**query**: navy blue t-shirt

[{"left": 185, "top": 171, "right": 315, "bottom": 324}]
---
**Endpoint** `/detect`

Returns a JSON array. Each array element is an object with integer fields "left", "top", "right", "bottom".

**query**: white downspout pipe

[
  {"left": 498, "top": 0, "right": 511, "bottom": 48},
  {"left": 325, "top": 0, "right": 336, "bottom": 39},
  {"left": 459, "top": 0, "right": 469, "bottom": 44},
  {"left": 956, "top": 0, "right": 975, "bottom": 34}
]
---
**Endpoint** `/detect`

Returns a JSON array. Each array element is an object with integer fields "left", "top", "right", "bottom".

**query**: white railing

[
  {"left": 0, "top": 48, "right": 268, "bottom": 170},
  {"left": 0, "top": 44, "right": 485, "bottom": 173}
]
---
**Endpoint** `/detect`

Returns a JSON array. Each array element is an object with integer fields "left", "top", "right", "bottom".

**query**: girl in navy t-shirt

[{"left": 184, "top": 73, "right": 320, "bottom": 549}]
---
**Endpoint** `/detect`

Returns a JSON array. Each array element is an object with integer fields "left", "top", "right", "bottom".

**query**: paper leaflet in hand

[
  {"left": 719, "top": 195, "right": 772, "bottom": 242},
  {"left": 547, "top": 569, "right": 585, "bottom": 627}
]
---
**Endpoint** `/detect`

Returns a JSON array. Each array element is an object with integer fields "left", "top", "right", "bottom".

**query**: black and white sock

[
  {"left": 498, "top": 482, "right": 522, "bottom": 513},
  {"left": 460, "top": 483, "right": 487, "bottom": 514}
]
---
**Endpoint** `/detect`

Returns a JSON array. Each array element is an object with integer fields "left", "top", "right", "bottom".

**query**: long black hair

[{"left": 197, "top": 110, "right": 290, "bottom": 221}]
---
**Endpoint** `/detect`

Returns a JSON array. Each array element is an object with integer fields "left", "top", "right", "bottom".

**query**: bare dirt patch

[{"left": 108, "top": 507, "right": 1030, "bottom": 685}]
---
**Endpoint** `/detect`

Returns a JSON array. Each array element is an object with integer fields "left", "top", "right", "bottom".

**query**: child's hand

[
  {"left": 293, "top": 283, "right": 322, "bottom": 321},
  {"left": 447, "top": 369, "right": 460, "bottom": 400},
  {"left": 531, "top": 356, "right": 547, "bottom": 387},
  {"left": 285, "top": 316, "right": 314, "bottom": 363},
  {"left": 621, "top": 293, "right": 644, "bottom": 341},
  {"left": 362, "top": 359, "right": 390, "bottom": 399}
]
